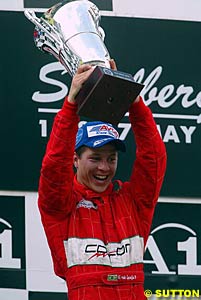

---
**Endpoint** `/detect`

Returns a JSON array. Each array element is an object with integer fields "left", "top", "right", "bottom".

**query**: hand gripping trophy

[{"left": 25, "top": 0, "right": 144, "bottom": 125}]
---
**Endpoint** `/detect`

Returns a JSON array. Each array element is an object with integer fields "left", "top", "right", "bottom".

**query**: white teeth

[{"left": 95, "top": 175, "right": 107, "bottom": 180}]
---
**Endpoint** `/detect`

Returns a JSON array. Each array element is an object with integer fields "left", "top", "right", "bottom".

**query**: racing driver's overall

[{"left": 38, "top": 97, "right": 167, "bottom": 300}]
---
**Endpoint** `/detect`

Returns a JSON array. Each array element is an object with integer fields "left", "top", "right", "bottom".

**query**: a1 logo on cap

[{"left": 87, "top": 124, "right": 119, "bottom": 139}]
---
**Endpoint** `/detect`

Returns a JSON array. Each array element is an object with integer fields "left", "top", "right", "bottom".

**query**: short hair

[
  {"left": 75, "top": 141, "right": 119, "bottom": 158},
  {"left": 75, "top": 146, "right": 87, "bottom": 158}
]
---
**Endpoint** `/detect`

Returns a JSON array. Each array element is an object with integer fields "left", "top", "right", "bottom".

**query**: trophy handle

[
  {"left": 87, "top": 2, "right": 105, "bottom": 42},
  {"left": 24, "top": 10, "right": 62, "bottom": 47},
  {"left": 24, "top": 10, "right": 81, "bottom": 76},
  {"left": 98, "top": 27, "right": 105, "bottom": 41}
]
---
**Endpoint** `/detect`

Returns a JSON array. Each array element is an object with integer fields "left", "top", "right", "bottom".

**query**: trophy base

[{"left": 75, "top": 66, "right": 144, "bottom": 125}]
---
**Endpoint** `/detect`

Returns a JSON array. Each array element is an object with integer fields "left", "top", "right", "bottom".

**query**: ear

[{"left": 73, "top": 152, "right": 79, "bottom": 169}]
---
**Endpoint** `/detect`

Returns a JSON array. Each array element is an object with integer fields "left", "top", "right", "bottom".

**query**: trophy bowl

[{"left": 24, "top": 0, "right": 144, "bottom": 125}]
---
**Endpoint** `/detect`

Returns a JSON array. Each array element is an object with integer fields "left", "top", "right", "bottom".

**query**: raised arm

[
  {"left": 128, "top": 97, "right": 167, "bottom": 240},
  {"left": 38, "top": 65, "right": 94, "bottom": 221}
]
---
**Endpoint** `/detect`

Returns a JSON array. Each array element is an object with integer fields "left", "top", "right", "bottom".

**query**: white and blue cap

[{"left": 75, "top": 121, "right": 126, "bottom": 152}]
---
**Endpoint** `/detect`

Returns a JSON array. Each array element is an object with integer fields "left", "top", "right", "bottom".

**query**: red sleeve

[
  {"left": 128, "top": 97, "right": 167, "bottom": 240},
  {"left": 38, "top": 98, "right": 79, "bottom": 223}
]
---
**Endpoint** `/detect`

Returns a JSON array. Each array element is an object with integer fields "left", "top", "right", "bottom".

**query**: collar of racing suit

[{"left": 73, "top": 175, "right": 120, "bottom": 200}]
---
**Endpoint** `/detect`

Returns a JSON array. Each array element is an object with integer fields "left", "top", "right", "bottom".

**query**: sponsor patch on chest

[
  {"left": 76, "top": 199, "right": 97, "bottom": 210},
  {"left": 64, "top": 236, "right": 144, "bottom": 268}
]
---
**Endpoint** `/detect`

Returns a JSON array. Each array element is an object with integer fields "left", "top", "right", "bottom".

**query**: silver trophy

[{"left": 25, "top": 0, "right": 144, "bottom": 125}]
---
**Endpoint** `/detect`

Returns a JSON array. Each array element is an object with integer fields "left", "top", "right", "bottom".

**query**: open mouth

[{"left": 94, "top": 175, "right": 108, "bottom": 181}]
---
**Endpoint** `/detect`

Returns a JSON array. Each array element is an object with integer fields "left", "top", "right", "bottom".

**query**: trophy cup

[{"left": 24, "top": 0, "right": 144, "bottom": 125}]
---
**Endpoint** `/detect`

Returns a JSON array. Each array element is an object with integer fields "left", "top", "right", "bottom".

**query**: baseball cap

[{"left": 75, "top": 121, "right": 126, "bottom": 152}]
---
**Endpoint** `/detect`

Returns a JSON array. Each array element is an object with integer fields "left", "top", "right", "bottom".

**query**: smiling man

[
  {"left": 74, "top": 121, "right": 125, "bottom": 193},
  {"left": 38, "top": 62, "right": 167, "bottom": 300}
]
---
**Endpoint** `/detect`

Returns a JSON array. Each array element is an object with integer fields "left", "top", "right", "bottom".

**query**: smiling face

[{"left": 74, "top": 143, "right": 118, "bottom": 193}]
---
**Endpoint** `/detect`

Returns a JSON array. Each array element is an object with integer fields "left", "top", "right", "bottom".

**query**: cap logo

[
  {"left": 87, "top": 124, "right": 119, "bottom": 139},
  {"left": 93, "top": 138, "right": 111, "bottom": 146}
]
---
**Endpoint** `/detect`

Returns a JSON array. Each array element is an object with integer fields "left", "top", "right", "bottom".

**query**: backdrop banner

[
  {"left": 1, "top": 11, "right": 200, "bottom": 196},
  {"left": 23, "top": 0, "right": 113, "bottom": 10}
]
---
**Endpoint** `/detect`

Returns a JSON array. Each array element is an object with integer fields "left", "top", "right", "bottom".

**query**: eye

[
  {"left": 108, "top": 156, "right": 117, "bottom": 163},
  {"left": 90, "top": 156, "right": 100, "bottom": 161}
]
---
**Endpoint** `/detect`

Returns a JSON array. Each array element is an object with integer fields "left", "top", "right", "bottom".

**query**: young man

[{"left": 38, "top": 63, "right": 166, "bottom": 300}]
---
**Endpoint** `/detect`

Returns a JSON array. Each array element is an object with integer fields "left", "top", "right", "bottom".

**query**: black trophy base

[{"left": 75, "top": 66, "right": 144, "bottom": 125}]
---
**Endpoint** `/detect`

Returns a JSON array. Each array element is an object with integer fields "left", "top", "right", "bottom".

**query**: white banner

[{"left": 1, "top": 0, "right": 201, "bottom": 22}]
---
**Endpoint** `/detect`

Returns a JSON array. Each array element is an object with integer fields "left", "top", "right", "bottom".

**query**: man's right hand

[{"left": 68, "top": 64, "right": 94, "bottom": 104}]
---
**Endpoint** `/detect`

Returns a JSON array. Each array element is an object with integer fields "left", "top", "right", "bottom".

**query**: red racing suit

[{"left": 38, "top": 97, "right": 166, "bottom": 300}]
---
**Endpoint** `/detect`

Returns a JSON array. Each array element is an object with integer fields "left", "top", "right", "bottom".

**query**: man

[{"left": 38, "top": 62, "right": 166, "bottom": 300}]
